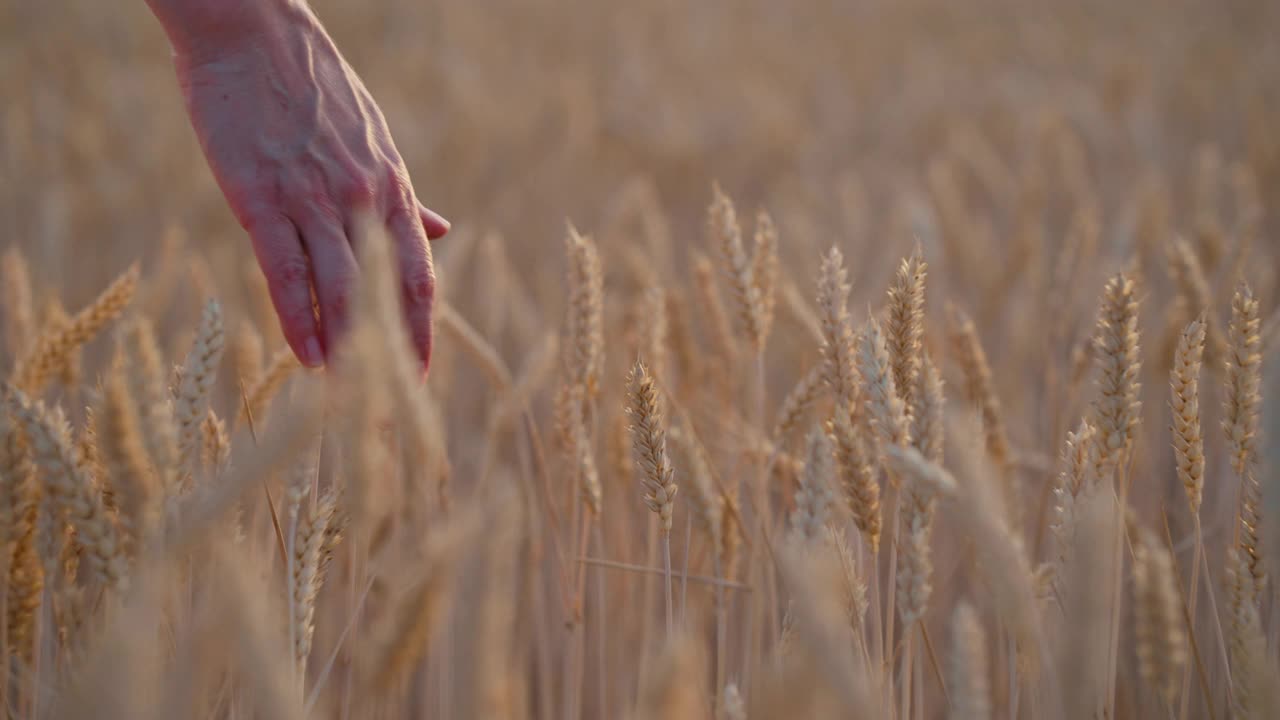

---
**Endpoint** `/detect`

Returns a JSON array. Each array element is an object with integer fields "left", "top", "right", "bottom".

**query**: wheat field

[{"left": 1, "top": 0, "right": 1279, "bottom": 718}]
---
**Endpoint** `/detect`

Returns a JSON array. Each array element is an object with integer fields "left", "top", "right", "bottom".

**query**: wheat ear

[
  {"left": 1, "top": 246, "right": 35, "bottom": 361},
  {"left": 948, "top": 602, "right": 991, "bottom": 720},
  {"left": 856, "top": 316, "right": 910, "bottom": 450},
  {"left": 292, "top": 488, "right": 337, "bottom": 678},
  {"left": 175, "top": 300, "right": 225, "bottom": 485},
  {"left": 1132, "top": 531, "right": 1187, "bottom": 706},
  {"left": 751, "top": 209, "right": 779, "bottom": 347},
  {"left": 7, "top": 386, "right": 127, "bottom": 592},
  {"left": 123, "top": 317, "right": 179, "bottom": 492},
  {"left": 692, "top": 252, "right": 738, "bottom": 368},
  {"left": 816, "top": 246, "right": 860, "bottom": 412},
  {"left": 709, "top": 185, "right": 765, "bottom": 351},
  {"left": 627, "top": 359, "right": 677, "bottom": 634},
  {"left": 563, "top": 224, "right": 605, "bottom": 397},
  {"left": 241, "top": 347, "right": 300, "bottom": 425},
  {"left": 790, "top": 427, "right": 836, "bottom": 543},
  {"left": 1170, "top": 316, "right": 1206, "bottom": 514},
  {"left": 828, "top": 406, "right": 881, "bottom": 551},
  {"left": 886, "top": 249, "right": 927, "bottom": 418},
  {"left": 1090, "top": 273, "right": 1142, "bottom": 477},
  {"left": 10, "top": 263, "right": 139, "bottom": 393},
  {"left": 1225, "top": 282, "right": 1264, "bottom": 595},
  {"left": 97, "top": 352, "right": 158, "bottom": 553}
]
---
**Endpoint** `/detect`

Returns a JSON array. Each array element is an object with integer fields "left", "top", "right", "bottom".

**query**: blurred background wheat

[{"left": 0, "top": 0, "right": 1278, "bottom": 718}]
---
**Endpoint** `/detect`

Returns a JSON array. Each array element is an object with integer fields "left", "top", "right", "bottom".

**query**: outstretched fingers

[
  {"left": 296, "top": 212, "right": 360, "bottom": 359},
  {"left": 246, "top": 213, "right": 324, "bottom": 368},
  {"left": 389, "top": 202, "right": 437, "bottom": 374}
]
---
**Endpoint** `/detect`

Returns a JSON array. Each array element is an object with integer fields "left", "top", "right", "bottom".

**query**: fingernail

[{"left": 301, "top": 336, "right": 325, "bottom": 368}]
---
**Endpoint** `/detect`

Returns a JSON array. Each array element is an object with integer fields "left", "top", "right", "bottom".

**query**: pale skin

[{"left": 145, "top": 0, "right": 450, "bottom": 371}]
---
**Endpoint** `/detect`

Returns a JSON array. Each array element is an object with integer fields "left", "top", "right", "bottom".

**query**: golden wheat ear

[{"left": 10, "top": 263, "right": 139, "bottom": 394}]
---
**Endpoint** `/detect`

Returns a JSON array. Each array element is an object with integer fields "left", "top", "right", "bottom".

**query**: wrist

[{"left": 148, "top": 0, "right": 315, "bottom": 69}]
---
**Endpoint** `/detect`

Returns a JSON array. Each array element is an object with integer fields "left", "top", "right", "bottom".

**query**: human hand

[{"left": 152, "top": 0, "right": 449, "bottom": 371}]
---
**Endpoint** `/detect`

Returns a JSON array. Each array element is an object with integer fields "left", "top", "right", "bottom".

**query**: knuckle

[
  {"left": 381, "top": 189, "right": 417, "bottom": 222},
  {"left": 238, "top": 199, "right": 283, "bottom": 234},
  {"left": 402, "top": 263, "right": 436, "bottom": 306},
  {"left": 267, "top": 253, "right": 312, "bottom": 289},
  {"left": 324, "top": 275, "right": 356, "bottom": 318},
  {"left": 339, "top": 172, "right": 379, "bottom": 207}
]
